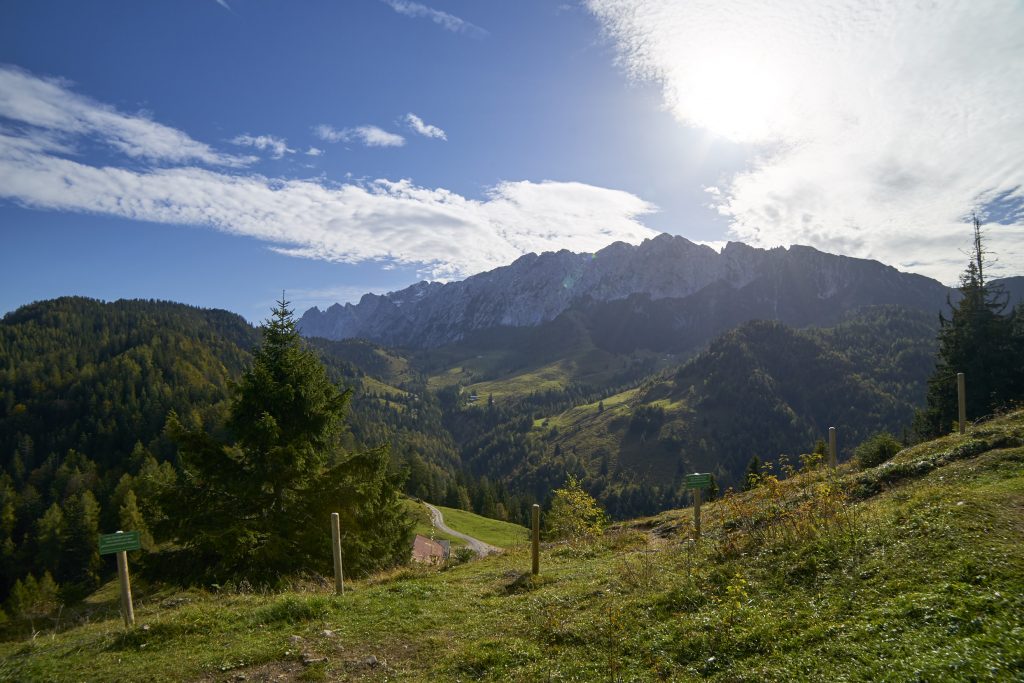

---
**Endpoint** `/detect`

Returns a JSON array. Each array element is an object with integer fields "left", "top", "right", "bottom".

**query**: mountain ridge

[{"left": 298, "top": 234, "right": 953, "bottom": 348}]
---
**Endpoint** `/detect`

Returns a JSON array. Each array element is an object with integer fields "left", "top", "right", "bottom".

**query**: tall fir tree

[
  {"left": 118, "top": 489, "right": 154, "bottom": 552},
  {"left": 35, "top": 502, "right": 64, "bottom": 577},
  {"left": 742, "top": 455, "right": 762, "bottom": 491},
  {"left": 61, "top": 490, "right": 101, "bottom": 592},
  {"left": 915, "top": 215, "right": 1023, "bottom": 438},
  {"left": 161, "top": 298, "right": 411, "bottom": 584}
]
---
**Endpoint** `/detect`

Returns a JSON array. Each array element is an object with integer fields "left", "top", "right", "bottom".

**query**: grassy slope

[
  {"left": 2, "top": 411, "right": 1022, "bottom": 682},
  {"left": 403, "top": 498, "right": 468, "bottom": 549},
  {"left": 530, "top": 386, "right": 691, "bottom": 482},
  {"left": 418, "top": 313, "right": 675, "bottom": 404},
  {"left": 403, "top": 501, "right": 527, "bottom": 550},
  {"left": 425, "top": 350, "right": 651, "bottom": 404},
  {"left": 433, "top": 506, "right": 529, "bottom": 548}
]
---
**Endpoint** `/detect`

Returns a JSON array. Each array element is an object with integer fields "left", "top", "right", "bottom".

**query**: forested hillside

[
  {"left": 512, "top": 306, "right": 938, "bottom": 517},
  {"left": 0, "top": 297, "right": 256, "bottom": 467},
  {"left": 0, "top": 297, "right": 950, "bottom": 607},
  {"left": 0, "top": 299, "right": 532, "bottom": 605},
  {"left": 0, "top": 299, "right": 259, "bottom": 602}
]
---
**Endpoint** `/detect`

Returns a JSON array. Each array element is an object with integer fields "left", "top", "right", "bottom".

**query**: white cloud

[
  {"left": 285, "top": 285, "right": 390, "bottom": 313},
  {"left": 587, "top": 0, "right": 1024, "bottom": 283},
  {"left": 352, "top": 125, "right": 405, "bottom": 148},
  {"left": 230, "top": 134, "right": 294, "bottom": 159},
  {"left": 0, "top": 65, "right": 252, "bottom": 167},
  {"left": 694, "top": 240, "right": 727, "bottom": 253},
  {"left": 405, "top": 113, "right": 446, "bottom": 140},
  {"left": 305, "top": 146, "right": 324, "bottom": 157},
  {"left": 313, "top": 124, "right": 345, "bottom": 144},
  {"left": 0, "top": 148, "right": 656, "bottom": 280},
  {"left": 0, "top": 70, "right": 658, "bottom": 280},
  {"left": 314, "top": 123, "right": 405, "bottom": 148},
  {"left": 379, "top": 0, "right": 487, "bottom": 38}
]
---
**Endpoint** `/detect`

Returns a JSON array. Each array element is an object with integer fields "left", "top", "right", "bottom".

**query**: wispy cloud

[
  {"left": 587, "top": 0, "right": 1024, "bottom": 283},
  {"left": 214, "top": 0, "right": 231, "bottom": 10},
  {"left": 350, "top": 125, "right": 405, "bottom": 148},
  {"left": 0, "top": 65, "right": 252, "bottom": 167},
  {"left": 405, "top": 113, "right": 446, "bottom": 140},
  {"left": 0, "top": 67, "right": 657, "bottom": 281},
  {"left": 230, "top": 134, "right": 294, "bottom": 159},
  {"left": 379, "top": 0, "right": 487, "bottom": 38},
  {"left": 314, "top": 123, "right": 405, "bottom": 148},
  {"left": 305, "top": 147, "right": 324, "bottom": 157}
]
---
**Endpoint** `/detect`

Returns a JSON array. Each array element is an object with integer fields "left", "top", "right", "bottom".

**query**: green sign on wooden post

[
  {"left": 685, "top": 473, "right": 711, "bottom": 490},
  {"left": 99, "top": 531, "right": 141, "bottom": 555},
  {"left": 99, "top": 531, "right": 140, "bottom": 628}
]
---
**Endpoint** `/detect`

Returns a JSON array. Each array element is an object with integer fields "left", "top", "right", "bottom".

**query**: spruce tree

[
  {"left": 35, "top": 502, "right": 64, "bottom": 576},
  {"left": 118, "top": 490, "right": 154, "bottom": 552},
  {"left": 163, "top": 298, "right": 411, "bottom": 584},
  {"left": 61, "top": 491, "right": 101, "bottom": 591},
  {"left": 742, "top": 455, "right": 762, "bottom": 491},
  {"left": 915, "top": 216, "right": 1022, "bottom": 438}
]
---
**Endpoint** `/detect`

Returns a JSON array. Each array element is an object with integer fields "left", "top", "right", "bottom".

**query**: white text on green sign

[
  {"left": 686, "top": 473, "right": 711, "bottom": 489},
  {"left": 99, "top": 531, "right": 141, "bottom": 555}
]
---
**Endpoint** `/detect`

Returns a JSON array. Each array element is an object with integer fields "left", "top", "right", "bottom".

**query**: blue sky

[{"left": 2, "top": 0, "right": 1022, "bottom": 322}]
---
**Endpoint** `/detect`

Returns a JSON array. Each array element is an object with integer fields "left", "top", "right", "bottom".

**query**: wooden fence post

[
  {"left": 693, "top": 488, "right": 702, "bottom": 543},
  {"left": 828, "top": 427, "right": 837, "bottom": 467},
  {"left": 116, "top": 544, "right": 135, "bottom": 628},
  {"left": 531, "top": 504, "right": 540, "bottom": 576},
  {"left": 331, "top": 512, "right": 344, "bottom": 595},
  {"left": 957, "top": 372, "right": 966, "bottom": 435}
]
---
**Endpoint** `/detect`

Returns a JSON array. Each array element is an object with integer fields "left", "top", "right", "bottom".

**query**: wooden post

[
  {"left": 828, "top": 427, "right": 837, "bottom": 467},
  {"left": 331, "top": 512, "right": 344, "bottom": 595},
  {"left": 693, "top": 488, "right": 702, "bottom": 543},
  {"left": 957, "top": 372, "right": 966, "bottom": 435},
  {"left": 531, "top": 504, "right": 540, "bottom": 576},
  {"left": 115, "top": 532, "right": 134, "bottom": 628}
]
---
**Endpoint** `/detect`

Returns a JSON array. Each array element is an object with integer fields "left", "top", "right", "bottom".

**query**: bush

[
  {"left": 546, "top": 476, "right": 606, "bottom": 541},
  {"left": 450, "top": 547, "right": 476, "bottom": 566},
  {"left": 854, "top": 432, "right": 902, "bottom": 469}
]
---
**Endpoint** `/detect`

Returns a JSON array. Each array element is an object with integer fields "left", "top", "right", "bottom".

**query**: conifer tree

[
  {"left": 163, "top": 298, "right": 410, "bottom": 584},
  {"left": 742, "top": 455, "right": 762, "bottom": 491},
  {"left": 6, "top": 575, "right": 34, "bottom": 619},
  {"left": 61, "top": 491, "right": 101, "bottom": 591},
  {"left": 118, "top": 490, "right": 154, "bottom": 551},
  {"left": 0, "top": 473, "right": 16, "bottom": 544},
  {"left": 35, "top": 502, "right": 64, "bottom": 576},
  {"left": 915, "top": 216, "right": 1022, "bottom": 437},
  {"left": 6, "top": 571, "right": 60, "bottom": 622}
]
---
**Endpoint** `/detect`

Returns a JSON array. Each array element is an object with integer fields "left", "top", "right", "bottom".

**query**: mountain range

[
  {"left": 298, "top": 234, "right": 956, "bottom": 348},
  {"left": 3, "top": 237, "right": 1022, "bottom": 555}
]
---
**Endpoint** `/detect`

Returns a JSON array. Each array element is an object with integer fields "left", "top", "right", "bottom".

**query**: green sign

[
  {"left": 99, "top": 531, "right": 141, "bottom": 555},
  {"left": 685, "top": 473, "right": 712, "bottom": 490}
]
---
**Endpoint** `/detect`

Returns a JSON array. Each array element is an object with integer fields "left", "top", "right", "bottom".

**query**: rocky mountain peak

[{"left": 298, "top": 234, "right": 951, "bottom": 348}]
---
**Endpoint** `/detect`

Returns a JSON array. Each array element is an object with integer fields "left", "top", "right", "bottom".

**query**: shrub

[
  {"left": 854, "top": 432, "right": 902, "bottom": 469},
  {"left": 450, "top": 547, "right": 477, "bottom": 566},
  {"left": 546, "top": 476, "right": 606, "bottom": 541}
]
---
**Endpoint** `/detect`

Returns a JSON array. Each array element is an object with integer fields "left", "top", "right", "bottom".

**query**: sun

[{"left": 668, "top": 48, "right": 792, "bottom": 143}]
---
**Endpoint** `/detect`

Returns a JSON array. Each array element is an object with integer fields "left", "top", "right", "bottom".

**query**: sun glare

[{"left": 672, "top": 49, "right": 791, "bottom": 143}]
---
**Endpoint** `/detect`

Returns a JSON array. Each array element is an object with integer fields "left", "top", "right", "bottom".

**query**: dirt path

[{"left": 423, "top": 503, "right": 501, "bottom": 557}]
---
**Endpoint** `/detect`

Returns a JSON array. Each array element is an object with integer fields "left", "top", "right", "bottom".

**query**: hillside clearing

[{"left": 2, "top": 411, "right": 1022, "bottom": 681}]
